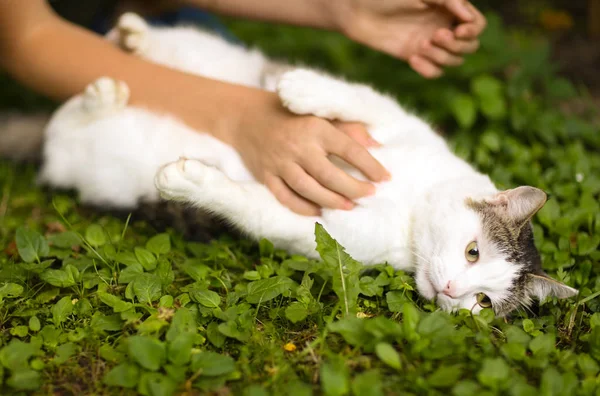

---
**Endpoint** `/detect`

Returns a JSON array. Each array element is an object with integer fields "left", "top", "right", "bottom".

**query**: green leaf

[
  {"left": 385, "top": 291, "right": 407, "bottom": 312},
  {"left": 522, "top": 319, "right": 535, "bottom": 334},
  {"left": 6, "top": 368, "right": 41, "bottom": 390},
  {"left": 128, "top": 335, "right": 166, "bottom": 371},
  {"left": 450, "top": 93, "right": 477, "bottom": 129},
  {"left": 85, "top": 224, "right": 106, "bottom": 247},
  {"left": 165, "top": 307, "right": 197, "bottom": 342},
  {"left": 327, "top": 317, "right": 368, "bottom": 346},
  {"left": 104, "top": 362, "right": 139, "bottom": 388},
  {"left": 190, "top": 289, "right": 221, "bottom": 308},
  {"left": 52, "top": 296, "right": 73, "bottom": 326},
  {"left": 135, "top": 247, "right": 157, "bottom": 271},
  {"left": 246, "top": 276, "right": 295, "bottom": 304},
  {"left": 54, "top": 342, "right": 77, "bottom": 364},
  {"left": 118, "top": 263, "right": 144, "bottom": 284},
  {"left": 138, "top": 372, "right": 177, "bottom": 396},
  {"left": 427, "top": 365, "right": 463, "bottom": 388},
  {"left": 314, "top": 223, "right": 362, "bottom": 316},
  {"left": 0, "top": 282, "right": 24, "bottom": 302},
  {"left": 98, "top": 292, "right": 134, "bottom": 313},
  {"left": 320, "top": 357, "right": 349, "bottom": 396},
  {"left": 285, "top": 302, "right": 309, "bottom": 323},
  {"left": 155, "top": 258, "right": 175, "bottom": 287},
  {"left": 374, "top": 343, "right": 401, "bottom": 370},
  {"left": 167, "top": 333, "right": 195, "bottom": 366},
  {"left": 529, "top": 333, "right": 556, "bottom": 356},
  {"left": 181, "top": 259, "right": 210, "bottom": 281},
  {"left": 146, "top": 233, "right": 171, "bottom": 255},
  {"left": 477, "top": 357, "right": 510, "bottom": 390},
  {"left": 47, "top": 231, "right": 81, "bottom": 249},
  {"left": 191, "top": 351, "right": 235, "bottom": 376},
  {"left": 10, "top": 326, "right": 28, "bottom": 337},
  {"left": 39, "top": 265, "right": 79, "bottom": 287},
  {"left": 132, "top": 273, "right": 162, "bottom": 303},
  {"left": 218, "top": 321, "right": 251, "bottom": 342},
  {"left": 0, "top": 340, "right": 40, "bottom": 370},
  {"left": 351, "top": 370, "right": 383, "bottom": 396},
  {"left": 207, "top": 322, "right": 226, "bottom": 348},
  {"left": 115, "top": 251, "right": 141, "bottom": 266},
  {"left": 16, "top": 227, "right": 49, "bottom": 263},
  {"left": 29, "top": 316, "right": 41, "bottom": 332}
]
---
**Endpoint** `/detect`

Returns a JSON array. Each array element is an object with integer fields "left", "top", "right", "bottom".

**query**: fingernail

[
  {"left": 367, "top": 184, "right": 377, "bottom": 196},
  {"left": 367, "top": 138, "right": 381, "bottom": 147},
  {"left": 461, "top": 2, "right": 474, "bottom": 20},
  {"left": 343, "top": 200, "right": 355, "bottom": 210},
  {"left": 382, "top": 173, "right": 392, "bottom": 182}
]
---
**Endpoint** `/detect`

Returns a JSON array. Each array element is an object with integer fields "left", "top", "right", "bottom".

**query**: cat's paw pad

[
  {"left": 82, "top": 77, "right": 130, "bottom": 113},
  {"left": 155, "top": 158, "right": 219, "bottom": 201},
  {"left": 115, "top": 12, "right": 149, "bottom": 54},
  {"left": 276, "top": 69, "right": 337, "bottom": 119}
]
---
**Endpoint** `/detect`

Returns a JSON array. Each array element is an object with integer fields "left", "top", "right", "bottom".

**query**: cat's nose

[{"left": 443, "top": 281, "right": 457, "bottom": 298}]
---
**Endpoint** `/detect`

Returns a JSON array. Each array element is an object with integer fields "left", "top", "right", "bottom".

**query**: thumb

[{"left": 423, "top": 0, "right": 474, "bottom": 22}]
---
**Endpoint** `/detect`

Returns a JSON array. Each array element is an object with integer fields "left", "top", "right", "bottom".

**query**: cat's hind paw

[
  {"left": 155, "top": 158, "right": 222, "bottom": 202},
  {"left": 277, "top": 69, "right": 343, "bottom": 120},
  {"left": 112, "top": 12, "right": 150, "bottom": 55},
  {"left": 82, "top": 77, "right": 130, "bottom": 113}
]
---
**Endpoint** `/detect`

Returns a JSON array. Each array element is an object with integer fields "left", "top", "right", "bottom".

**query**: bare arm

[
  {"left": 0, "top": 0, "right": 256, "bottom": 140},
  {"left": 0, "top": 0, "right": 388, "bottom": 215}
]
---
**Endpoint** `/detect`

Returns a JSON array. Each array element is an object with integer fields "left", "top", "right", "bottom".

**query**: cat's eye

[
  {"left": 465, "top": 241, "right": 479, "bottom": 263},
  {"left": 476, "top": 293, "right": 492, "bottom": 308}
]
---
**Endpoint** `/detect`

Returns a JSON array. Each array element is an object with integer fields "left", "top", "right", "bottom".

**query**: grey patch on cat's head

[{"left": 467, "top": 186, "right": 577, "bottom": 316}]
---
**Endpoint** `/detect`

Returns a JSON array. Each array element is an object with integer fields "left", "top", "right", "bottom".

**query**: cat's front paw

[
  {"left": 155, "top": 158, "right": 220, "bottom": 202},
  {"left": 113, "top": 12, "right": 149, "bottom": 55},
  {"left": 82, "top": 77, "right": 130, "bottom": 113},
  {"left": 276, "top": 69, "right": 339, "bottom": 119}
]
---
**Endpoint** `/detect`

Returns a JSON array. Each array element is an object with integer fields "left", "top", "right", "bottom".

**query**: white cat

[{"left": 7, "top": 13, "right": 578, "bottom": 315}]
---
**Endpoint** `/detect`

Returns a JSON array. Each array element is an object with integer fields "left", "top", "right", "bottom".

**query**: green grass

[{"left": 0, "top": 12, "right": 599, "bottom": 396}]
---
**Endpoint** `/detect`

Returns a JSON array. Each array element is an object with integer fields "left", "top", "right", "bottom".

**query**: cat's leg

[
  {"left": 106, "top": 12, "right": 150, "bottom": 55},
  {"left": 155, "top": 158, "right": 319, "bottom": 256},
  {"left": 276, "top": 69, "right": 402, "bottom": 126}
]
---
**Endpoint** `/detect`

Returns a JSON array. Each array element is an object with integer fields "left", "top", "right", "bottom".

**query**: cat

[{"left": 1, "top": 13, "right": 577, "bottom": 316}]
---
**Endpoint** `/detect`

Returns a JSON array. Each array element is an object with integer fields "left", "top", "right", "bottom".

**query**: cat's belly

[{"left": 41, "top": 104, "right": 253, "bottom": 208}]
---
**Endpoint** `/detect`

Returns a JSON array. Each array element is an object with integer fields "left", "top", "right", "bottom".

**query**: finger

[
  {"left": 302, "top": 155, "right": 376, "bottom": 200},
  {"left": 455, "top": 3, "right": 487, "bottom": 39},
  {"left": 326, "top": 134, "right": 390, "bottom": 182},
  {"left": 408, "top": 55, "right": 443, "bottom": 79},
  {"left": 281, "top": 164, "right": 354, "bottom": 210},
  {"left": 432, "top": 28, "right": 480, "bottom": 54},
  {"left": 423, "top": 0, "right": 473, "bottom": 22},
  {"left": 420, "top": 40, "right": 464, "bottom": 67},
  {"left": 332, "top": 121, "right": 380, "bottom": 147},
  {"left": 264, "top": 174, "right": 321, "bottom": 216}
]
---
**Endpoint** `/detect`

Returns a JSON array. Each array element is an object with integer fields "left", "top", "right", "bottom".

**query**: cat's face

[{"left": 414, "top": 186, "right": 577, "bottom": 316}]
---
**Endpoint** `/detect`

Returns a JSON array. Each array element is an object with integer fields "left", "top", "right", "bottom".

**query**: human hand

[
  {"left": 330, "top": 0, "right": 486, "bottom": 78},
  {"left": 231, "top": 91, "right": 390, "bottom": 216}
]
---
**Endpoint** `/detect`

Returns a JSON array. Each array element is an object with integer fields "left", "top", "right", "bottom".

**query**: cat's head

[{"left": 413, "top": 185, "right": 577, "bottom": 317}]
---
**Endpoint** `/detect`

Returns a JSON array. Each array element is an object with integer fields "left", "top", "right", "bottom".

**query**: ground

[{"left": 0, "top": 7, "right": 599, "bottom": 396}]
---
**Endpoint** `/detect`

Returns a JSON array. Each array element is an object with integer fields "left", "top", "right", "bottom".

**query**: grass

[{"left": 0, "top": 11, "right": 599, "bottom": 396}]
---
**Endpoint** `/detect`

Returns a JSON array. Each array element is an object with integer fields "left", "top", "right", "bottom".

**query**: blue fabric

[{"left": 91, "top": 6, "right": 239, "bottom": 44}]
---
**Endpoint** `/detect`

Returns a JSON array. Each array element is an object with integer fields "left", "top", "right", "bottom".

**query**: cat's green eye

[
  {"left": 465, "top": 241, "right": 479, "bottom": 262},
  {"left": 476, "top": 293, "right": 492, "bottom": 308}
]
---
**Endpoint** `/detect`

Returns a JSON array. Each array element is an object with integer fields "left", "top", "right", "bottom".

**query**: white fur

[{"left": 38, "top": 13, "right": 534, "bottom": 314}]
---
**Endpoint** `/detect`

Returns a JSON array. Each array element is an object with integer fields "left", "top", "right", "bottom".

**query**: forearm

[
  {"left": 179, "top": 0, "right": 337, "bottom": 29},
  {"left": 0, "top": 1, "right": 270, "bottom": 144}
]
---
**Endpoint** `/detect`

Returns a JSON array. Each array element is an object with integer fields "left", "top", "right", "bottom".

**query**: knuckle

[
  {"left": 343, "top": 142, "right": 365, "bottom": 159},
  {"left": 288, "top": 174, "right": 309, "bottom": 194}
]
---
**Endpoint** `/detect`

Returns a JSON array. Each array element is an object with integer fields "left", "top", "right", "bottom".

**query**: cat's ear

[
  {"left": 527, "top": 273, "right": 578, "bottom": 300},
  {"left": 486, "top": 186, "right": 547, "bottom": 225}
]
